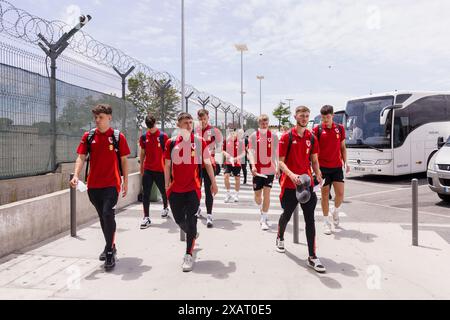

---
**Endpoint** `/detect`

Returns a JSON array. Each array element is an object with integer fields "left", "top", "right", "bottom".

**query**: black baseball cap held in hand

[{"left": 296, "top": 174, "right": 312, "bottom": 204}]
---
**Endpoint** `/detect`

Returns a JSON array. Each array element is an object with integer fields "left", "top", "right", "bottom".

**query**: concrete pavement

[{"left": 1, "top": 173, "right": 449, "bottom": 299}]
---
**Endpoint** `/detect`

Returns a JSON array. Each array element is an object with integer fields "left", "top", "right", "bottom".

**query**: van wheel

[{"left": 438, "top": 194, "right": 450, "bottom": 203}]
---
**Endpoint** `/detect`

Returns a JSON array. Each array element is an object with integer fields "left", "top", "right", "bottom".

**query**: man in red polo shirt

[
  {"left": 139, "top": 114, "right": 169, "bottom": 229},
  {"left": 248, "top": 114, "right": 279, "bottom": 231},
  {"left": 70, "top": 104, "right": 130, "bottom": 271},
  {"left": 313, "top": 105, "right": 349, "bottom": 235},
  {"left": 195, "top": 109, "right": 223, "bottom": 228},
  {"left": 164, "top": 112, "right": 218, "bottom": 272},
  {"left": 277, "top": 105, "right": 326, "bottom": 273},
  {"left": 222, "top": 129, "right": 245, "bottom": 203}
]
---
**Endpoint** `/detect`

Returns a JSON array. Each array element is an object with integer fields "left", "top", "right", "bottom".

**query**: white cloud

[{"left": 63, "top": 4, "right": 81, "bottom": 26}]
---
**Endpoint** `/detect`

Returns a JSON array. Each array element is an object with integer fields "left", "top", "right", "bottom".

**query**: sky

[{"left": 10, "top": 0, "right": 450, "bottom": 123}]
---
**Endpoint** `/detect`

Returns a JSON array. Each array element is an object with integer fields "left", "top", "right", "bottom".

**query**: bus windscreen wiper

[{"left": 362, "top": 143, "right": 384, "bottom": 152}]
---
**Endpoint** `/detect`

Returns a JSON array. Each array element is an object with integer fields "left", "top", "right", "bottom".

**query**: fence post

[
  {"left": 293, "top": 205, "right": 299, "bottom": 244},
  {"left": 412, "top": 178, "right": 419, "bottom": 246},
  {"left": 70, "top": 173, "right": 77, "bottom": 237}
]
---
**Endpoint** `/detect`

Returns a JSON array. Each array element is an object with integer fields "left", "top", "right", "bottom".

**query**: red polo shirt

[
  {"left": 164, "top": 133, "right": 210, "bottom": 200},
  {"left": 278, "top": 127, "right": 319, "bottom": 193},
  {"left": 223, "top": 137, "right": 244, "bottom": 167},
  {"left": 248, "top": 129, "right": 277, "bottom": 175},
  {"left": 140, "top": 129, "right": 168, "bottom": 172},
  {"left": 313, "top": 123, "right": 345, "bottom": 168},
  {"left": 77, "top": 128, "right": 131, "bottom": 193},
  {"left": 195, "top": 125, "right": 221, "bottom": 169}
]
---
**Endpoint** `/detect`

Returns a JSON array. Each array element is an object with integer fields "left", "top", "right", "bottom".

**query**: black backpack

[
  {"left": 280, "top": 130, "right": 315, "bottom": 184},
  {"left": 85, "top": 128, "right": 122, "bottom": 182},
  {"left": 168, "top": 134, "right": 203, "bottom": 186},
  {"left": 284, "top": 130, "right": 315, "bottom": 164},
  {"left": 140, "top": 131, "right": 166, "bottom": 151},
  {"left": 317, "top": 123, "right": 343, "bottom": 142}
]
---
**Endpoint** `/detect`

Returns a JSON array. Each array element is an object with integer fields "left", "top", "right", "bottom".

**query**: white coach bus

[{"left": 345, "top": 91, "right": 450, "bottom": 176}]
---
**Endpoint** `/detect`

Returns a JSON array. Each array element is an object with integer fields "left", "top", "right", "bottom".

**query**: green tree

[
  {"left": 272, "top": 101, "right": 291, "bottom": 130},
  {"left": 127, "top": 72, "right": 180, "bottom": 129}
]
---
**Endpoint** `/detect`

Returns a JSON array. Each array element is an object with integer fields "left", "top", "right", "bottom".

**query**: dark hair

[
  {"left": 295, "top": 105, "right": 310, "bottom": 114},
  {"left": 92, "top": 104, "right": 112, "bottom": 115},
  {"left": 197, "top": 109, "right": 209, "bottom": 117},
  {"left": 177, "top": 112, "right": 193, "bottom": 122},
  {"left": 320, "top": 105, "right": 334, "bottom": 115},
  {"left": 145, "top": 114, "right": 156, "bottom": 129}
]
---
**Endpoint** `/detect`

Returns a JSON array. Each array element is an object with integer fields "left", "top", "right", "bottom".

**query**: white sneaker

[
  {"left": 276, "top": 238, "right": 285, "bottom": 253},
  {"left": 260, "top": 219, "right": 269, "bottom": 231},
  {"left": 224, "top": 193, "right": 233, "bottom": 203},
  {"left": 259, "top": 215, "right": 270, "bottom": 231},
  {"left": 233, "top": 194, "right": 239, "bottom": 202},
  {"left": 161, "top": 207, "right": 170, "bottom": 218},
  {"left": 331, "top": 206, "right": 340, "bottom": 227},
  {"left": 307, "top": 257, "right": 326, "bottom": 273},
  {"left": 206, "top": 215, "right": 213, "bottom": 228},
  {"left": 195, "top": 207, "right": 204, "bottom": 218},
  {"left": 323, "top": 217, "right": 332, "bottom": 235},
  {"left": 182, "top": 254, "right": 194, "bottom": 272},
  {"left": 140, "top": 217, "right": 151, "bottom": 229}
]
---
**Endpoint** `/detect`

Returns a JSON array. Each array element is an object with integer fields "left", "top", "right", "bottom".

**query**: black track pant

[
  {"left": 242, "top": 159, "right": 248, "bottom": 183},
  {"left": 169, "top": 191, "right": 200, "bottom": 255},
  {"left": 202, "top": 168, "right": 214, "bottom": 215},
  {"left": 278, "top": 188, "right": 317, "bottom": 257},
  {"left": 142, "top": 170, "right": 168, "bottom": 217},
  {"left": 88, "top": 187, "right": 118, "bottom": 251}
]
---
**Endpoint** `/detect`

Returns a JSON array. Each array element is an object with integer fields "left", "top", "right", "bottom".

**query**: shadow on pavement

[
  {"left": 332, "top": 227, "right": 377, "bottom": 243},
  {"left": 347, "top": 173, "right": 427, "bottom": 186},
  {"left": 89, "top": 226, "right": 129, "bottom": 234},
  {"left": 199, "top": 219, "right": 242, "bottom": 231},
  {"left": 149, "top": 216, "right": 179, "bottom": 234},
  {"left": 192, "top": 260, "right": 237, "bottom": 279},
  {"left": 284, "top": 251, "right": 343, "bottom": 289},
  {"left": 85, "top": 257, "right": 152, "bottom": 281}
]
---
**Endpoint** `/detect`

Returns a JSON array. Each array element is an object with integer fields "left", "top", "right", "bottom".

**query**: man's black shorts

[
  {"left": 224, "top": 164, "right": 241, "bottom": 177},
  {"left": 253, "top": 174, "right": 275, "bottom": 191},
  {"left": 321, "top": 167, "right": 344, "bottom": 186}
]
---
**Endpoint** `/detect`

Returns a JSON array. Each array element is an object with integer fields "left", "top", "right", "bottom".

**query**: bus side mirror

[
  {"left": 380, "top": 104, "right": 401, "bottom": 125},
  {"left": 437, "top": 137, "right": 445, "bottom": 149},
  {"left": 380, "top": 108, "right": 391, "bottom": 125}
]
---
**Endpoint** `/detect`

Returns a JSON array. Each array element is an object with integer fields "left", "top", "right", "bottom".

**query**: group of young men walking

[{"left": 70, "top": 103, "right": 348, "bottom": 274}]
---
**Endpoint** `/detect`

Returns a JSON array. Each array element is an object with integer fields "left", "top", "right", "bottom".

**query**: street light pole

[
  {"left": 286, "top": 98, "right": 294, "bottom": 109},
  {"left": 257, "top": 75, "right": 264, "bottom": 116},
  {"left": 181, "top": 0, "right": 186, "bottom": 112},
  {"left": 235, "top": 44, "right": 248, "bottom": 130}
]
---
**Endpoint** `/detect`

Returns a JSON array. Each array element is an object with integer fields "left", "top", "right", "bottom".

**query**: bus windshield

[{"left": 345, "top": 96, "right": 394, "bottom": 149}]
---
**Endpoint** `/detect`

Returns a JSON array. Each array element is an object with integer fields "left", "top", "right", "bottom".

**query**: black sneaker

[
  {"left": 104, "top": 251, "right": 116, "bottom": 270},
  {"left": 99, "top": 245, "right": 116, "bottom": 261}
]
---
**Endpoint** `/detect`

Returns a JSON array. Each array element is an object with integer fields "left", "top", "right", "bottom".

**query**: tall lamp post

[
  {"left": 235, "top": 44, "right": 248, "bottom": 130},
  {"left": 181, "top": 0, "right": 186, "bottom": 111},
  {"left": 256, "top": 75, "right": 264, "bottom": 116}
]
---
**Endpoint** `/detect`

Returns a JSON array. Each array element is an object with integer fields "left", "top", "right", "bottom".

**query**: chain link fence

[{"left": 0, "top": 36, "right": 137, "bottom": 180}]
